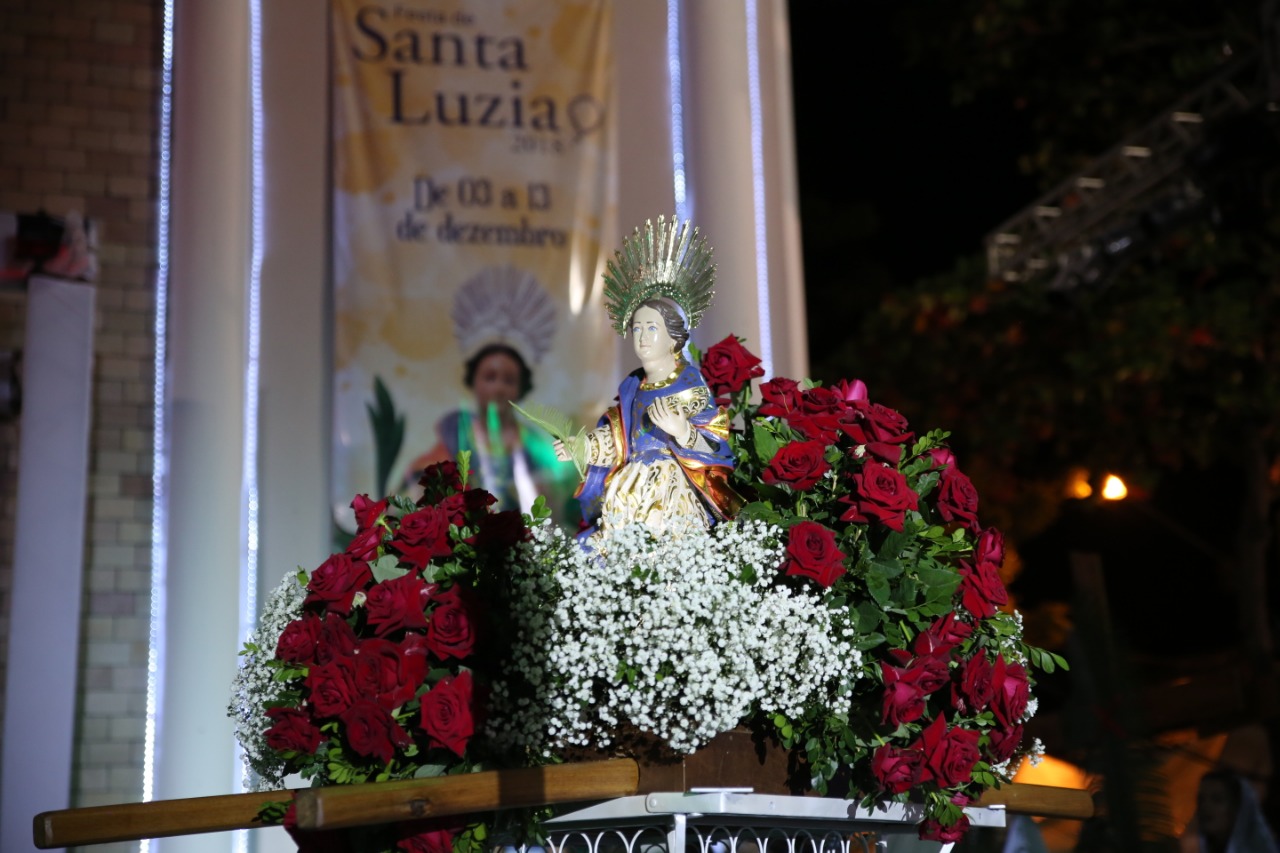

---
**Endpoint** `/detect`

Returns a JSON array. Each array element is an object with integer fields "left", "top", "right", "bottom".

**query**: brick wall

[{"left": 0, "top": 2, "right": 160, "bottom": 845}]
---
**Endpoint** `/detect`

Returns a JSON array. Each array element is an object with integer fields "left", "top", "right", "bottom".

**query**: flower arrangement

[
  {"left": 231, "top": 337, "right": 1064, "bottom": 848},
  {"left": 486, "top": 518, "right": 861, "bottom": 756},
  {"left": 229, "top": 456, "right": 530, "bottom": 853},
  {"left": 695, "top": 335, "right": 1065, "bottom": 841}
]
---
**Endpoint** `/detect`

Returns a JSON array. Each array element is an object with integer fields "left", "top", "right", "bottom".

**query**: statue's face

[
  {"left": 472, "top": 350, "right": 522, "bottom": 409},
  {"left": 631, "top": 305, "right": 675, "bottom": 364}
]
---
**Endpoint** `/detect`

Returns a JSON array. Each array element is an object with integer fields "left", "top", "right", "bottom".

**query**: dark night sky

[{"left": 785, "top": 4, "right": 1256, "bottom": 660}]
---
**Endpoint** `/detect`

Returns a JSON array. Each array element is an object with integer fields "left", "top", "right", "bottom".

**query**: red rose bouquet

[
  {"left": 230, "top": 459, "right": 531, "bottom": 853},
  {"left": 698, "top": 336, "right": 1067, "bottom": 841}
]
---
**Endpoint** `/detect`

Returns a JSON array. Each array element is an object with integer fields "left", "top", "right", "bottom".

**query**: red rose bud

[
  {"left": 936, "top": 467, "right": 980, "bottom": 530},
  {"left": 340, "top": 699, "right": 412, "bottom": 765},
  {"left": 871, "top": 744, "right": 924, "bottom": 794},
  {"left": 426, "top": 585, "right": 479, "bottom": 660},
  {"left": 365, "top": 573, "right": 432, "bottom": 638},
  {"left": 763, "top": 440, "right": 831, "bottom": 491},
  {"left": 420, "top": 669, "right": 475, "bottom": 757},
  {"left": 956, "top": 652, "right": 995, "bottom": 713},
  {"left": 919, "top": 814, "right": 970, "bottom": 843},
  {"left": 788, "top": 412, "right": 842, "bottom": 444},
  {"left": 880, "top": 661, "right": 928, "bottom": 726},
  {"left": 831, "top": 378, "right": 868, "bottom": 402},
  {"left": 975, "top": 527, "right": 1005, "bottom": 566},
  {"left": 758, "top": 377, "right": 802, "bottom": 418},
  {"left": 416, "top": 460, "right": 464, "bottom": 506},
  {"left": 991, "top": 655, "right": 1030, "bottom": 729},
  {"left": 987, "top": 723, "right": 1025, "bottom": 763},
  {"left": 926, "top": 447, "right": 957, "bottom": 470},
  {"left": 305, "top": 553, "right": 373, "bottom": 615},
  {"left": 841, "top": 461, "right": 919, "bottom": 532},
  {"left": 913, "top": 714, "right": 981, "bottom": 788},
  {"left": 700, "top": 335, "right": 764, "bottom": 402},
  {"left": 913, "top": 612, "right": 974, "bottom": 656},
  {"left": 848, "top": 400, "right": 915, "bottom": 446},
  {"left": 782, "top": 521, "right": 847, "bottom": 588},
  {"left": 265, "top": 707, "right": 324, "bottom": 754},
  {"left": 392, "top": 506, "right": 453, "bottom": 569},
  {"left": 958, "top": 559, "right": 1007, "bottom": 619},
  {"left": 345, "top": 524, "right": 383, "bottom": 561},
  {"left": 351, "top": 494, "right": 388, "bottom": 531}
]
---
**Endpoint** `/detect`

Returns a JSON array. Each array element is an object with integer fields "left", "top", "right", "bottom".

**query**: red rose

[
  {"left": 800, "top": 386, "right": 846, "bottom": 415},
  {"left": 763, "top": 441, "right": 831, "bottom": 491},
  {"left": 881, "top": 661, "right": 928, "bottom": 726},
  {"left": 306, "top": 656, "right": 358, "bottom": 717},
  {"left": 831, "top": 378, "right": 868, "bottom": 402},
  {"left": 474, "top": 510, "right": 527, "bottom": 552},
  {"left": 871, "top": 744, "right": 924, "bottom": 794},
  {"left": 782, "top": 521, "right": 847, "bottom": 588},
  {"left": 700, "top": 335, "right": 764, "bottom": 402},
  {"left": 396, "top": 820, "right": 462, "bottom": 853},
  {"left": 959, "top": 559, "right": 1007, "bottom": 619},
  {"left": 841, "top": 461, "right": 919, "bottom": 532},
  {"left": 437, "top": 489, "right": 498, "bottom": 527},
  {"left": 265, "top": 707, "right": 324, "bottom": 754},
  {"left": 990, "top": 656, "right": 1029, "bottom": 728},
  {"left": 788, "top": 412, "right": 842, "bottom": 444},
  {"left": 849, "top": 400, "right": 914, "bottom": 445},
  {"left": 426, "top": 585, "right": 479, "bottom": 660},
  {"left": 914, "top": 714, "right": 981, "bottom": 787},
  {"left": 913, "top": 613, "right": 974, "bottom": 656},
  {"left": 955, "top": 652, "right": 994, "bottom": 713},
  {"left": 305, "top": 554, "right": 372, "bottom": 615},
  {"left": 420, "top": 669, "right": 475, "bottom": 757},
  {"left": 926, "top": 447, "right": 956, "bottom": 470},
  {"left": 919, "top": 814, "right": 970, "bottom": 843},
  {"left": 365, "top": 573, "right": 433, "bottom": 638},
  {"left": 276, "top": 614, "right": 322, "bottom": 665},
  {"left": 416, "top": 460, "right": 463, "bottom": 506},
  {"left": 758, "top": 377, "right": 802, "bottom": 418},
  {"left": 345, "top": 524, "right": 383, "bottom": 561},
  {"left": 987, "top": 723, "right": 1024, "bottom": 763},
  {"left": 937, "top": 468, "right": 980, "bottom": 530},
  {"left": 393, "top": 506, "right": 453, "bottom": 569},
  {"left": 352, "top": 637, "right": 428, "bottom": 711},
  {"left": 975, "top": 527, "right": 1004, "bottom": 566},
  {"left": 351, "top": 494, "right": 388, "bottom": 530},
  {"left": 340, "top": 699, "right": 412, "bottom": 765},
  {"left": 315, "top": 612, "right": 357, "bottom": 665},
  {"left": 905, "top": 653, "right": 951, "bottom": 695}
]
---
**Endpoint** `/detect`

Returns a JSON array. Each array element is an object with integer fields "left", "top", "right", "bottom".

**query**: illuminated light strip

[
  {"left": 744, "top": 0, "right": 772, "bottom": 378},
  {"left": 667, "top": 0, "right": 690, "bottom": 221},
  {"left": 142, "top": 1, "right": 175, "bottom": 851},
  {"left": 235, "top": 2, "right": 266, "bottom": 849}
]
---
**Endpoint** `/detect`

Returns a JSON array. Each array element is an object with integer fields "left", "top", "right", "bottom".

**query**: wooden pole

[
  {"left": 33, "top": 789, "right": 291, "bottom": 849},
  {"left": 976, "top": 782, "right": 1094, "bottom": 820},
  {"left": 294, "top": 758, "right": 640, "bottom": 830}
]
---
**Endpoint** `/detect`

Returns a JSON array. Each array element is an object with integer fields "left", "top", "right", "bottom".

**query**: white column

[
  {"left": 681, "top": 1, "right": 761, "bottom": 353},
  {"left": 1, "top": 276, "right": 95, "bottom": 853},
  {"left": 678, "top": 0, "right": 806, "bottom": 378},
  {"left": 155, "top": 3, "right": 250, "bottom": 851}
]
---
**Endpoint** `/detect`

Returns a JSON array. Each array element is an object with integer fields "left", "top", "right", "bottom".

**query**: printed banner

[{"left": 330, "top": 0, "right": 618, "bottom": 526}]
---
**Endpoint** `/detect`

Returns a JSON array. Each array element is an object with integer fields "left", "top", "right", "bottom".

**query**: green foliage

[{"left": 367, "top": 376, "right": 406, "bottom": 499}]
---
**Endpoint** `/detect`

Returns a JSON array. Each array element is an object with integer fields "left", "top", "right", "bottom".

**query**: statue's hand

[
  {"left": 553, "top": 439, "right": 572, "bottom": 462},
  {"left": 647, "top": 397, "right": 692, "bottom": 445}
]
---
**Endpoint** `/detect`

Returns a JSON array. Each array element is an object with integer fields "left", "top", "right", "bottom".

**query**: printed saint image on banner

[{"left": 330, "top": 0, "right": 618, "bottom": 530}]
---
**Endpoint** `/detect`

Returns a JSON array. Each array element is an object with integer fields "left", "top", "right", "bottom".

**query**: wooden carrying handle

[{"left": 976, "top": 782, "right": 1095, "bottom": 819}]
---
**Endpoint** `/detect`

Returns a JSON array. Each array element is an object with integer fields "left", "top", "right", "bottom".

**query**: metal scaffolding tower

[{"left": 984, "top": 52, "right": 1273, "bottom": 290}]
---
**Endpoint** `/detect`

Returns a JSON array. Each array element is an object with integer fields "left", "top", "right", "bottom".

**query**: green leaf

[
  {"left": 366, "top": 376, "right": 405, "bottom": 500},
  {"left": 369, "top": 554, "right": 408, "bottom": 583},
  {"left": 752, "top": 421, "right": 783, "bottom": 465},
  {"left": 867, "top": 575, "right": 891, "bottom": 606},
  {"left": 413, "top": 763, "right": 449, "bottom": 778},
  {"left": 853, "top": 632, "right": 886, "bottom": 651}
]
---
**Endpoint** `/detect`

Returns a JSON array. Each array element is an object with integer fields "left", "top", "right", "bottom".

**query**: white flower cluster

[
  {"left": 228, "top": 570, "right": 308, "bottom": 790},
  {"left": 488, "top": 519, "right": 862, "bottom": 756}
]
